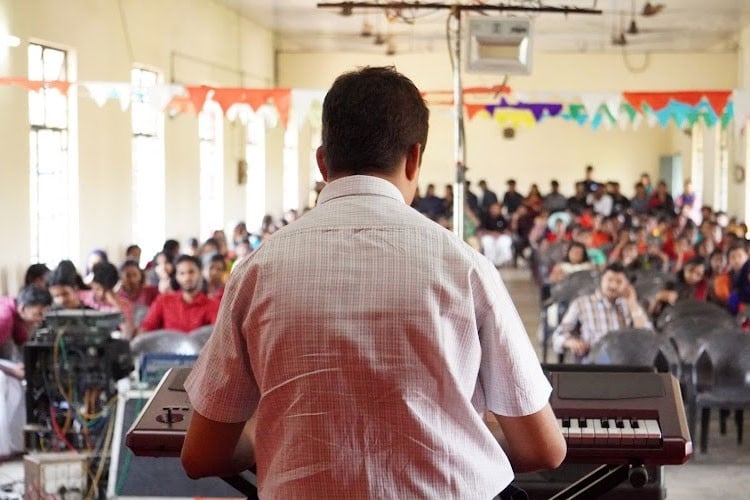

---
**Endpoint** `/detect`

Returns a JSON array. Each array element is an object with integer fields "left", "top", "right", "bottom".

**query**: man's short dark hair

[
  {"left": 321, "top": 66, "right": 429, "bottom": 177},
  {"left": 92, "top": 262, "right": 119, "bottom": 290},
  {"left": 176, "top": 254, "right": 202, "bottom": 270},
  {"left": 604, "top": 262, "right": 628, "bottom": 277},
  {"left": 18, "top": 285, "right": 52, "bottom": 307}
]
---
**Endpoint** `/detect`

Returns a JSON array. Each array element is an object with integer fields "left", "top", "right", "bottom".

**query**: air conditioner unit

[{"left": 466, "top": 17, "right": 533, "bottom": 75}]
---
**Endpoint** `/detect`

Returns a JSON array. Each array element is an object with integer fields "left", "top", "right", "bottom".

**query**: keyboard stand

[{"left": 549, "top": 462, "right": 648, "bottom": 500}]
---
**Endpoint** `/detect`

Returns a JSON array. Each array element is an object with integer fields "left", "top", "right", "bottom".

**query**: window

[
  {"left": 283, "top": 121, "right": 299, "bottom": 211},
  {"left": 131, "top": 68, "right": 165, "bottom": 264},
  {"left": 245, "top": 114, "right": 266, "bottom": 232},
  {"left": 28, "top": 43, "right": 76, "bottom": 266},
  {"left": 199, "top": 100, "right": 224, "bottom": 240}
]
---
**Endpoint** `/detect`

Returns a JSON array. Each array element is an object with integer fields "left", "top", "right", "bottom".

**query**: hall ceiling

[{"left": 217, "top": 0, "right": 750, "bottom": 55}]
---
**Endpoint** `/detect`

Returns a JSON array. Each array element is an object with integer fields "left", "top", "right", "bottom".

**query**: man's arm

[
  {"left": 181, "top": 411, "right": 256, "bottom": 479},
  {"left": 137, "top": 296, "right": 164, "bottom": 333},
  {"left": 487, "top": 404, "right": 566, "bottom": 472},
  {"left": 551, "top": 299, "right": 585, "bottom": 355}
]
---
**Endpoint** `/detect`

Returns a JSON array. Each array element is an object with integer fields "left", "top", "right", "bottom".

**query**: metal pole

[{"left": 451, "top": 10, "right": 466, "bottom": 239}]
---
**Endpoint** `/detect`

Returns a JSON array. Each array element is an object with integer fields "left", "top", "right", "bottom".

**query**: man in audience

[
  {"left": 567, "top": 181, "right": 589, "bottom": 214},
  {"left": 416, "top": 183, "right": 445, "bottom": 220},
  {"left": 581, "top": 164, "right": 599, "bottom": 193},
  {"left": 139, "top": 255, "right": 219, "bottom": 333},
  {"left": 0, "top": 286, "right": 52, "bottom": 457},
  {"left": 542, "top": 179, "right": 567, "bottom": 214},
  {"left": 181, "top": 66, "right": 564, "bottom": 498},
  {"left": 502, "top": 178, "right": 525, "bottom": 216},
  {"left": 552, "top": 263, "right": 651, "bottom": 360},
  {"left": 630, "top": 182, "right": 649, "bottom": 215},
  {"left": 478, "top": 202, "right": 513, "bottom": 267},
  {"left": 477, "top": 179, "right": 499, "bottom": 217}
]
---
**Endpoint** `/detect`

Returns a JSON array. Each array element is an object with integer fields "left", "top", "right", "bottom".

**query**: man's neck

[{"left": 182, "top": 290, "right": 199, "bottom": 303}]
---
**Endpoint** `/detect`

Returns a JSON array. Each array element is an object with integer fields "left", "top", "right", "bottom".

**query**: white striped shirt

[{"left": 186, "top": 175, "right": 551, "bottom": 499}]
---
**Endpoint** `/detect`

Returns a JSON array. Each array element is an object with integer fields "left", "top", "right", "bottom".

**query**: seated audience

[
  {"left": 80, "top": 262, "right": 135, "bottom": 337},
  {"left": 125, "top": 244, "right": 141, "bottom": 266},
  {"left": 83, "top": 248, "right": 109, "bottom": 285},
  {"left": 552, "top": 263, "right": 651, "bottom": 360},
  {"left": 139, "top": 255, "right": 219, "bottom": 333}
]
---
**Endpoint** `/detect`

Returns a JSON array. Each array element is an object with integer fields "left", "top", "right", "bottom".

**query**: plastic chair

[
  {"left": 629, "top": 269, "right": 671, "bottom": 307},
  {"left": 587, "top": 328, "right": 681, "bottom": 377},
  {"left": 692, "top": 330, "right": 750, "bottom": 453},
  {"left": 656, "top": 299, "right": 734, "bottom": 331},
  {"left": 189, "top": 325, "right": 214, "bottom": 349},
  {"left": 130, "top": 330, "right": 202, "bottom": 357}
]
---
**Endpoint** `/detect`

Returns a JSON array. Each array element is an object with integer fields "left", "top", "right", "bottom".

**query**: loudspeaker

[{"left": 108, "top": 393, "right": 242, "bottom": 498}]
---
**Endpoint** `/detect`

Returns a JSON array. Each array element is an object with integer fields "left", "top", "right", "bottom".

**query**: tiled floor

[
  {"left": 500, "top": 266, "right": 750, "bottom": 500},
  {"left": 2, "top": 267, "right": 749, "bottom": 499}
]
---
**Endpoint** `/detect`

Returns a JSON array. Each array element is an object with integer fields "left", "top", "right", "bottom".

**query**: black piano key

[
  {"left": 578, "top": 418, "right": 587, "bottom": 428},
  {"left": 615, "top": 419, "right": 625, "bottom": 429},
  {"left": 600, "top": 419, "right": 610, "bottom": 428},
  {"left": 562, "top": 418, "right": 571, "bottom": 428},
  {"left": 630, "top": 419, "right": 640, "bottom": 428}
]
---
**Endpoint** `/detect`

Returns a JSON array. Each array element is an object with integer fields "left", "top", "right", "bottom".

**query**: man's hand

[{"left": 563, "top": 338, "right": 589, "bottom": 357}]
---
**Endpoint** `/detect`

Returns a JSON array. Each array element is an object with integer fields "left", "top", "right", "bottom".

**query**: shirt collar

[{"left": 317, "top": 175, "right": 406, "bottom": 205}]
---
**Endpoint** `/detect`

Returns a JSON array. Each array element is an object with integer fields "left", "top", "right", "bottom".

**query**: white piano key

[
  {"left": 579, "top": 419, "right": 596, "bottom": 445},
  {"left": 557, "top": 418, "right": 568, "bottom": 439},
  {"left": 568, "top": 418, "right": 582, "bottom": 445},
  {"left": 632, "top": 419, "right": 650, "bottom": 447},
  {"left": 644, "top": 419, "right": 662, "bottom": 447},
  {"left": 605, "top": 419, "right": 621, "bottom": 446},
  {"left": 617, "top": 419, "right": 635, "bottom": 446},
  {"left": 592, "top": 419, "right": 609, "bottom": 445}
]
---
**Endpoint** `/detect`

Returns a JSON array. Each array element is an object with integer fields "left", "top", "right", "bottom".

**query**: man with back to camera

[{"left": 181, "top": 67, "right": 565, "bottom": 499}]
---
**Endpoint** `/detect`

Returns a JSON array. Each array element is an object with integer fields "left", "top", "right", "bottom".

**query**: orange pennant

[
  {"left": 465, "top": 104, "right": 488, "bottom": 120},
  {"left": 623, "top": 91, "right": 732, "bottom": 114},
  {"left": 270, "top": 89, "right": 291, "bottom": 128},
  {"left": 186, "top": 86, "right": 211, "bottom": 114}
]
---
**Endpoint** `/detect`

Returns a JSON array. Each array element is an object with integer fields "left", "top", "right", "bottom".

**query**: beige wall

[
  {"left": 278, "top": 50, "right": 737, "bottom": 197},
  {"left": 0, "top": 0, "right": 274, "bottom": 293}
]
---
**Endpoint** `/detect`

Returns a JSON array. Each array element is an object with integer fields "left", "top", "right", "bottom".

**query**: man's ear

[
  {"left": 316, "top": 146, "right": 329, "bottom": 181},
  {"left": 405, "top": 143, "right": 421, "bottom": 182}
]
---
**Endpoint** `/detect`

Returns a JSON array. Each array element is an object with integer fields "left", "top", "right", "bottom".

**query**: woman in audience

[
  {"left": 83, "top": 249, "right": 108, "bottom": 285},
  {"left": 149, "top": 252, "right": 176, "bottom": 294},
  {"left": 649, "top": 255, "right": 708, "bottom": 317},
  {"left": 47, "top": 262, "right": 88, "bottom": 310},
  {"left": 203, "top": 253, "right": 227, "bottom": 301},
  {"left": 117, "top": 260, "right": 159, "bottom": 307},
  {"left": 524, "top": 184, "right": 544, "bottom": 215},
  {"left": 80, "top": 262, "right": 135, "bottom": 337},
  {"left": 548, "top": 242, "right": 595, "bottom": 283}
]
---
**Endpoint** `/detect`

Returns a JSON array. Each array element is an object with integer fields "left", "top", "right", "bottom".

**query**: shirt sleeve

[
  {"left": 474, "top": 259, "right": 551, "bottom": 417},
  {"left": 139, "top": 296, "right": 164, "bottom": 332},
  {"left": 185, "top": 263, "right": 260, "bottom": 423},
  {"left": 551, "top": 298, "right": 582, "bottom": 354}
]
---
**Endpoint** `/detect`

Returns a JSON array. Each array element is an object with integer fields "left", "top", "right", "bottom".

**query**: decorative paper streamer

[
  {"left": 492, "top": 109, "right": 536, "bottom": 129},
  {"left": 485, "top": 98, "right": 563, "bottom": 122}
]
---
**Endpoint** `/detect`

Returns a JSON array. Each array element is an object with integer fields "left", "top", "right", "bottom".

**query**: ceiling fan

[{"left": 612, "top": 0, "right": 668, "bottom": 46}]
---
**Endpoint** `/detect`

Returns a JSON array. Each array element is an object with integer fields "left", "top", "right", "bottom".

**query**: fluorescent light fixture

[{"left": 3, "top": 34, "right": 21, "bottom": 47}]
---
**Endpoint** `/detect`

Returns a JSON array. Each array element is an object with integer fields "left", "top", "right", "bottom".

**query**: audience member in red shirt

[
  {"left": 139, "top": 255, "right": 219, "bottom": 333},
  {"left": 117, "top": 260, "right": 159, "bottom": 307}
]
